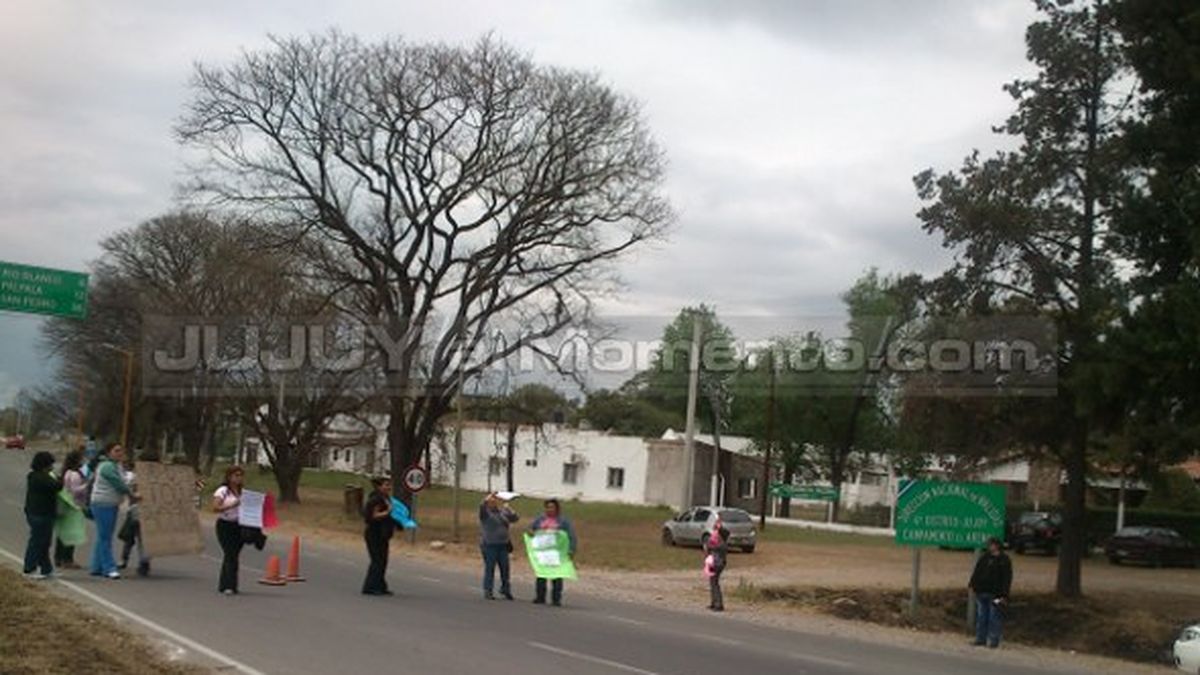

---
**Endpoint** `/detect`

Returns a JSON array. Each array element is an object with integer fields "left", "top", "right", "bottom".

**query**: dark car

[
  {"left": 1105, "top": 526, "right": 1199, "bottom": 568},
  {"left": 1009, "top": 511, "right": 1062, "bottom": 555}
]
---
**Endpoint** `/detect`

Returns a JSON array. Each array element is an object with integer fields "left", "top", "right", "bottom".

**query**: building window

[
  {"left": 525, "top": 458, "right": 538, "bottom": 467},
  {"left": 488, "top": 456, "right": 505, "bottom": 476},
  {"left": 607, "top": 467, "right": 625, "bottom": 489},
  {"left": 562, "top": 463, "right": 579, "bottom": 485},
  {"left": 737, "top": 477, "right": 757, "bottom": 499},
  {"left": 458, "top": 453, "right": 468, "bottom": 473},
  {"left": 333, "top": 449, "right": 340, "bottom": 462}
]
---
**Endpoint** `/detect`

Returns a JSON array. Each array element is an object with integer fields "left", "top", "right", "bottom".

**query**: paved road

[{"left": 0, "top": 451, "right": 1095, "bottom": 675}]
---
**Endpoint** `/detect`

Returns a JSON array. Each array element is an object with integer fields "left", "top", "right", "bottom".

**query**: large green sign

[
  {"left": 894, "top": 480, "right": 1006, "bottom": 548},
  {"left": 0, "top": 261, "right": 88, "bottom": 319},
  {"left": 768, "top": 483, "right": 840, "bottom": 502}
]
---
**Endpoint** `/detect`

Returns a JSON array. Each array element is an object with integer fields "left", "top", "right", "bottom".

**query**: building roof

[
  {"left": 660, "top": 429, "right": 755, "bottom": 456},
  {"left": 1176, "top": 458, "right": 1200, "bottom": 481}
]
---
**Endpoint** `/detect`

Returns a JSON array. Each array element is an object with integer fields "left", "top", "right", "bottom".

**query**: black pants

[
  {"left": 535, "top": 578, "right": 563, "bottom": 604},
  {"left": 55, "top": 539, "right": 75, "bottom": 566},
  {"left": 709, "top": 571, "right": 724, "bottom": 610},
  {"left": 362, "top": 530, "right": 391, "bottom": 594},
  {"left": 23, "top": 514, "right": 54, "bottom": 575},
  {"left": 216, "top": 520, "right": 244, "bottom": 592}
]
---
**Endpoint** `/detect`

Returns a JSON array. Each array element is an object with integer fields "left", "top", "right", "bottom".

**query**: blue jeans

[
  {"left": 481, "top": 543, "right": 511, "bottom": 595},
  {"left": 23, "top": 514, "right": 54, "bottom": 575},
  {"left": 974, "top": 593, "right": 1003, "bottom": 646},
  {"left": 90, "top": 505, "right": 120, "bottom": 575}
]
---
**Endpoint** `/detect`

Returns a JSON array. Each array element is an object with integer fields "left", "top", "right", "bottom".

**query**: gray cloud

[{"left": 0, "top": 0, "right": 1036, "bottom": 402}]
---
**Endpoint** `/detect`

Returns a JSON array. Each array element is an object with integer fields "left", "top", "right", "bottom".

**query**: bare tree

[{"left": 177, "top": 32, "right": 672, "bottom": 502}]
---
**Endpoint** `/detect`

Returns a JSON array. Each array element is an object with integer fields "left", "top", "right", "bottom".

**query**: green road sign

[
  {"left": 894, "top": 480, "right": 1006, "bottom": 548},
  {"left": 0, "top": 261, "right": 88, "bottom": 319},
  {"left": 768, "top": 483, "right": 840, "bottom": 502}
]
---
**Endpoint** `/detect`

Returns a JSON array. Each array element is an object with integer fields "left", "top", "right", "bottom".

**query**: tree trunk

[
  {"left": 274, "top": 454, "right": 303, "bottom": 504},
  {"left": 1055, "top": 426, "right": 1088, "bottom": 597},
  {"left": 505, "top": 423, "right": 517, "bottom": 492},
  {"left": 780, "top": 465, "right": 795, "bottom": 518},
  {"left": 387, "top": 398, "right": 423, "bottom": 506}
]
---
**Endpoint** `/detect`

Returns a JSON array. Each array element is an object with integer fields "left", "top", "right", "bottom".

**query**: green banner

[
  {"left": 768, "top": 483, "right": 839, "bottom": 501},
  {"left": 894, "top": 480, "right": 1006, "bottom": 548},
  {"left": 0, "top": 261, "right": 88, "bottom": 319},
  {"left": 523, "top": 530, "right": 577, "bottom": 580}
]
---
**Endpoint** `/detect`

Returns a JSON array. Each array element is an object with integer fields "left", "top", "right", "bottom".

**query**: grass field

[
  {"left": 207, "top": 465, "right": 887, "bottom": 571},
  {"left": 0, "top": 567, "right": 204, "bottom": 675}
]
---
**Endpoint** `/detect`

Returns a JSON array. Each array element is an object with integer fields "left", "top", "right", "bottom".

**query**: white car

[{"left": 1177, "top": 625, "right": 1200, "bottom": 674}]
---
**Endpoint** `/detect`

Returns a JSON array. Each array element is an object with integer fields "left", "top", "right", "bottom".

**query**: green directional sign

[
  {"left": 768, "top": 483, "right": 840, "bottom": 502},
  {"left": 0, "top": 261, "right": 88, "bottom": 319},
  {"left": 894, "top": 480, "right": 1006, "bottom": 548}
]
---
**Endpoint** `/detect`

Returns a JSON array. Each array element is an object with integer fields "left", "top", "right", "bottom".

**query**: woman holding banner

[
  {"left": 526, "top": 499, "right": 577, "bottom": 606},
  {"left": 212, "top": 466, "right": 246, "bottom": 595}
]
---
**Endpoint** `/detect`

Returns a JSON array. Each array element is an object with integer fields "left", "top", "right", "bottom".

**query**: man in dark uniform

[
  {"left": 362, "top": 477, "right": 397, "bottom": 596},
  {"left": 969, "top": 537, "right": 1013, "bottom": 648}
]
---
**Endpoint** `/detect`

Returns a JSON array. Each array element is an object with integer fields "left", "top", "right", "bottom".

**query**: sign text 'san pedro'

[{"left": 894, "top": 481, "right": 1006, "bottom": 548}]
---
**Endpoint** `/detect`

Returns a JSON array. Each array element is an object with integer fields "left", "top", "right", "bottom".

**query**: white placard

[
  {"left": 531, "top": 532, "right": 557, "bottom": 550},
  {"left": 534, "top": 550, "right": 561, "bottom": 567},
  {"left": 237, "top": 489, "right": 265, "bottom": 529}
]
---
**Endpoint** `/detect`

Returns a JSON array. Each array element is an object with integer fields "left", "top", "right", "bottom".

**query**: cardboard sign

[{"left": 136, "top": 463, "right": 204, "bottom": 558}]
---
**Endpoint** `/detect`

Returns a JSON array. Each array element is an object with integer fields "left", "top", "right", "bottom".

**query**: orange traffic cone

[
  {"left": 258, "top": 555, "right": 287, "bottom": 586},
  {"left": 285, "top": 536, "right": 306, "bottom": 582}
]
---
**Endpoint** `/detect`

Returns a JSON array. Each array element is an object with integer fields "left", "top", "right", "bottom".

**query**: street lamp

[{"left": 100, "top": 343, "right": 135, "bottom": 449}]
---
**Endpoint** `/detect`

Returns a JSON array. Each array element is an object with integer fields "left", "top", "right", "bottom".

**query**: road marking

[
  {"left": 528, "top": 641, "right": 662, "bottom": 675},
  {"left": 417, "top": 575, "right": 442, "bottom": 583},
  {"left": 697, "top": 633, "right": 741, "bottom": 647},
  {"left": 0, "top": 548, "right": 267, "bottom": 675},
  {"left": 604, "top": 614, "right": 647, "bottom": 626}
]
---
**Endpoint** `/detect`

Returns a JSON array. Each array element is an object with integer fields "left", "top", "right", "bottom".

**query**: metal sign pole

[{"left": 909, "top": 546, "right": 921, "bottom": 615}]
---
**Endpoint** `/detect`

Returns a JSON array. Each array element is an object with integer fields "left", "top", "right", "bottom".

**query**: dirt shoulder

[{"left": 0, "top": 567, "right": 206, "bottom": 675}]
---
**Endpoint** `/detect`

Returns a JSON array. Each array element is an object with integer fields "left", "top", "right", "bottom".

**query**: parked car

[
  {"left": 1105, "top": 527, "right": 1199, "bottom": 568},
  {"left": 1175, "top": 625, "right": 1200, "bottom": 674},
  {"left": 1009, "top": 511, "right": 1062, "bottom": 555},
  {"left": 5, "top": 435, "right": 25, "bottom": 450},
  {"left": 662, "top": 506, "right": 757, "bottom": 553}
]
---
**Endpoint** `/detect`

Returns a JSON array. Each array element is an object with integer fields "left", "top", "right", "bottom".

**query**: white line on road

[
  {"left": 0, "top": 547, "right": 268, "bottom": 675},
  {"left": 528, "top": 641, "right": 662, "bottom": 675},
  {"left": 603, "top": 614, "right": 647, "bottom": 627},
  {"left": 417, "top": 575, "right": 442, "bottom": 583}
]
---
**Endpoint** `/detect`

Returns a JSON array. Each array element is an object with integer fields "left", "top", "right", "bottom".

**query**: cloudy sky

[{"left": 0, "top": 0, "right": 1038, "bottom": 405}]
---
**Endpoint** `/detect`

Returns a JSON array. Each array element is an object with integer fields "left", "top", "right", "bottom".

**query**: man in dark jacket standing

[
  {"left": 969, "top": 537, "right": 1013, "bottom": 648},
  {"left": 362, "top": 477, "right": 396, "bottom": 596}
]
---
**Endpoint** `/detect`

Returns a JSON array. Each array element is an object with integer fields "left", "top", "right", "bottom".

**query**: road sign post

[
  {"left": 894, "top": 481, "right": 1006, "bottom": 618},
  {"left": 0, "top": 261, "right": 88, "bottom": 318}
]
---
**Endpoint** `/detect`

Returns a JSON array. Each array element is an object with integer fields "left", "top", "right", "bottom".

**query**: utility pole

[
  {"left": 681, "top": 316, "right": 702, "bottom": 510},
  {"left": 759, "top": 351, "right": 776, "bottom": 530},
  {"left": 451, "top": 340, "right": 465, "bottom": 543}
]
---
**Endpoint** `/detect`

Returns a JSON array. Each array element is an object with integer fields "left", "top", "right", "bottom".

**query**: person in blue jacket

[{"left": 527, "top": 498, "right": 577, "bottom": 607}]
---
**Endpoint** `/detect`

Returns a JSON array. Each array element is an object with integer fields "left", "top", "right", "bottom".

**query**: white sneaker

[
  {"left": 23, "top": 572, "right": 46, "bottom": 580},
  {"left": 105, "top": 571, "right": 121, "bottom": 579}
]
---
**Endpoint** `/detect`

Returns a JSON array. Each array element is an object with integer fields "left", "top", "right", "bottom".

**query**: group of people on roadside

[
  {"left": 475, "top": 491, "right": 578, "bottom": 605},
  {"left": 23, "top": 442, "right": 148, "bottom": 581}
]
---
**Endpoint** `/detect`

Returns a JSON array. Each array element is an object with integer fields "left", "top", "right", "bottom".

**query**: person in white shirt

[{"left": 211, "top": 466, "right": 246, "bottom": 595}]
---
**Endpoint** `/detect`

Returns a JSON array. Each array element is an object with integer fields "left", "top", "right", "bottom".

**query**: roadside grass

[
  {"left": 0, "top": 567, "right": 205, "bottom": 675},
  {"left": 732, "top": 581, "right": 1193, "bottom": 665},
  {"left": 208, "top": 466, "right": 887, "bottom": 571}
]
